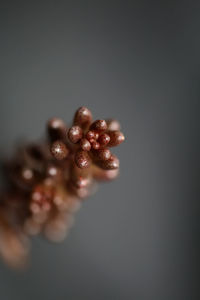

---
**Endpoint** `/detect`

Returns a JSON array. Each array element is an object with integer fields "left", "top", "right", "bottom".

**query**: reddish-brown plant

[{"left": 0, "top": 107, "right": 125, "bottom": 268}]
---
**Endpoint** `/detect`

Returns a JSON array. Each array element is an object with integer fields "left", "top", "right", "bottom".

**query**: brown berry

[
  {"left": 86, "top": 130, "right": 99, "bottom": 143},
  {"left": 68, "top": 126, "right": 83, "bottom": 143},
  {"left": 96, "top": 154, "right": 119, "bottom": 170},
  {"left": 73, "top": 107, "right": 92, "bottom": 129},
  {"left": 51, "top": 141, "right": 69, "bottom": 160},
  {"left": 86, "top": 130, "right": 95, "bottom": 141},
  {"left": 80, "top": 138, "right": 91, "bottom": 151},
  {"left": 92, "top": 141, "right": 100, "bottom": 150},
  {"left": 98, "top": 133, "right": 110, "bottom": 146},
  {"left": 94, "top": 148, "right": 111, "bottom": 161},
  {"left": 75, "top": 150, "right": 91, "bottom": 169},
  {"left": 108, "top": 131, "right": 125, "bottom": 147},
  {"left": 90, "top": 120, "right": 107, "bottom": 132}
]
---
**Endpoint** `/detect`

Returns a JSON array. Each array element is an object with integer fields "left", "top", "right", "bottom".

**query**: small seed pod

[
  {"left": 91, "top": 141, "right": 100, "bottom": 150},
  {"left": 106, "top": 119, "right": 121, "bottom": 131},
  {"left": 96, "top": 154, "right": 119, "bottom": 170},
  {"left": 80, "top": 138, "right": 91, "bottom": 151},
  {"left": 68, "top": 126, "right": 83, "bottom": 143},
  {"left": 73, "top": 107, "right": 92, "bottom": 129},
  {"left": 86, "top": 130, "right": 99, "bottom": 143},
  {"left": 108, "top": 131, "right": 125, "bottom": 147},
  {"left": 98, "top": 133, "right": 110, "bottom": 146},
  {"left": 75, "top": 150, "right": 91, "bottom": 169},
  {"left": 90, "top": 120, "right": 107, "bottom": 132},
  {"left": 86, "top": 130, "right": 95, "bottom": 141},
  {"left": 51, "top": 141, "right": 69, "bottom": 160},
  {"left": 47, "top": 118, "right": 67, "bottom": 142},
  {"left": 94, "top": 148, "right": 111, "bottom": 161}
]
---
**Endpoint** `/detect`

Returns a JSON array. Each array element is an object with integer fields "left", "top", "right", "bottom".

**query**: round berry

[
  {"left": 95, "top": 148, "right": 111, "bottom": 161},
  {"left": 92, "top": 141, "right": 100, "bottom": 150},
  {"left": 90, "top": 120, "right": 107, "bottom": 132},
  {"left": 108, "top": 131, "right": 125, "bottom": 147},
  {"left": 98, "top": 133, "right": 110, "bottom": 146},
  {"left": 75, "top": 150, "right": 91, "bottom": 169},
  {"left": 80, "top": 138, "right": 91, "bottom": 151},
  {"left": 73, "top": 107, "right": 92, "bottom": 128},
  {"left": 51, "top": 141, "right": 69, "bottom": 160},
  {"left": 68, "top": 126, "right": 83, "bottom": 143}
]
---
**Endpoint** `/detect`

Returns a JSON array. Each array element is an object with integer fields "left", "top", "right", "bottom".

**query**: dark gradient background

[{"left": 0, "top": 1, "right": 200, "bottom": 300}]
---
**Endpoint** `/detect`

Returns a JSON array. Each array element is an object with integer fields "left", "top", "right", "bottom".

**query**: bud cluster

[{"left": 0, "top": 107, "right": 125, "bottom": 268}]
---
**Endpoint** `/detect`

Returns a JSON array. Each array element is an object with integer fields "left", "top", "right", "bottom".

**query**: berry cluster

[{"left": 0, "top": 107, "right": 125, "bottom": 268}]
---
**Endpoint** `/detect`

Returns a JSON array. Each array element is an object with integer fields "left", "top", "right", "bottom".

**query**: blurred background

[{"left": 0, "top": 1, "right": 200, "bottom": 299}]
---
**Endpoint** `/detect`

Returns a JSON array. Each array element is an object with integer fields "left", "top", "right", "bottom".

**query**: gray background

[{"left": 0, "top": 1, "right": 199, "bottom": 299}]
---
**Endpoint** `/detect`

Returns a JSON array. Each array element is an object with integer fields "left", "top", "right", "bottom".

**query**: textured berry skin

[
  {"left": 80, "top": 138, "right": 91, "bottom": 151},
  {"left": 68, "top": 126, "right": 83, "bottom": 144},
  {"left": 75, "top": 150, "right": 91, "bottom": 169},
  {"left": 91, "top": 141, "right": 100, "bottom": 150},
  {"left": 94, "top": 148, "right": 111, "bottom": 161},
  {"left": 108, "top": 131, "right": 125, "bottom": 147},
  {"left": 51, "top": 141, "right": 69, "bottom": 160},
  {"left": 98, "top": 133, "right": 110, "bottom": 146},
  {"left": 96, "top": 155, "right": 119, "bottom": 170},
  {"left": 90, "top": 120, "right": 107, "bottom": 132},
  {"left": 86, "top": 130, "right": 95, "bottom": 141},
  {"left": 73, "top": 107, "right": 92, "bottom": 129}
]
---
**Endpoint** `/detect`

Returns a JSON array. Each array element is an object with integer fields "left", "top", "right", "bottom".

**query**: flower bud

[
  {"left": 94, "top": 148, "right": 111, "bottom": 161},
  {"left": 75, "top": 150, "right": 91, "bottom": 169},
  {"left": 96, "top": 154, "right": 119, "bottom": 170},
  {"left": 51, "top": 141, "right": 69, "bottom": 160},
  {"left": 73, "top": 107, "right": 92, "bottom": 129},
  {"left": 108, "top": 131, "right": 125, "bottom": 147},
  {"left": 90, "top": 120, "right": 107, "bottom": 132},
  {"left": 80, "top": 138, "right": 91, "bottom": 151},
  {"left": 98, "top": 133, "right": 110, "bottom": 146},
  {"left": 68, "top": 126, "right": 83, "bottom": 143}
]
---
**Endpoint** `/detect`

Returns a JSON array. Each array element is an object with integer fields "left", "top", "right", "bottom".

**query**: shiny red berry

[
  {"left": 75, "top": 150, "right": 91, "bottom": 169},
  {"left": 80, "top": 138, "right": 91, "bottom": 151},
  {"left": 68, "top": 126, "right": 83, "bottom": 144},
  {"left": 98, "top": 133, "right": 110, "bottom": 146},
  {"left": 51, "top": 141, "right": 69, "bottom": 160}
]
